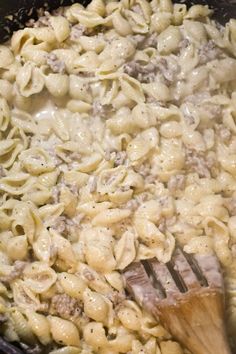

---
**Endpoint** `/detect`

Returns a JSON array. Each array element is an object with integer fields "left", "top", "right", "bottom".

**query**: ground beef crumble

[
  {"left": 0, "top": 261, "right": 27, "bottom": 283},
  {"left": 106, "top": 291, "right": 126, "bottom": 306},
  {"left": 216, "top": 124, "right": 231, "bottom": 142},
  {"left": 123, "top": 57, "right": 179, "bottom": 84},
  {"left": 123, "top": 60, "right": 156, "bottom": 83},
  {"left": 47, "top": 53, "right": 66, "bottom": 74},
  {"left": 92, "top": 102, "right": 112, "bottom": 118},
  {"left": 50, "top": 294, "right": 82, "bottom": 319},
  {"left": 130, "top": 32, "right": 161, "bottom": 50},
  {"left": 82, "top": 268, "right": 95, "bottom": 281},
  {"left": 198, "top": 40, "right": 223, "bottom": 65},
  {"left": 185, "top": 149, "right": 216, "bottom": 178},
  {"left": 70, "top": 24, "right": 86, "bottom": 40},
  {"left": 114, "top": 151, "right": 127, "bottom": 166}
]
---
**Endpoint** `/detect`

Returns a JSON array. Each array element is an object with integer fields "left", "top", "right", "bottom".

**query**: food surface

[{"left": 0, "top": 0, "right": 236, "bottom": 353}]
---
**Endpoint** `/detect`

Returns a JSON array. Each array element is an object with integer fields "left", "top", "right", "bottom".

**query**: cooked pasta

[{"left": 0, "top": 0, "right": 236, "bottom": 352}]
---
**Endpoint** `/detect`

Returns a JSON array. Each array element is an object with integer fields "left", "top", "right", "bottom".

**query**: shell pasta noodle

[{"left": 0, "top": 0, "right": 236, "bottom": 352}]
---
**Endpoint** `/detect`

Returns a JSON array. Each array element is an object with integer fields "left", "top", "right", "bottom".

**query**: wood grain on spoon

[{"left": 123, "top": 250, "right": 232, "bottom": 354}]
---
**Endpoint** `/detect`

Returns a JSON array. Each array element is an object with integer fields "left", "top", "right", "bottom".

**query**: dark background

[{"left": 0, "top": 0, "right": 236, "bottom": 42}]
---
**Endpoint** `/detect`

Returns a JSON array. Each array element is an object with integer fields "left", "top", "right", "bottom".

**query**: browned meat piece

[
  {"left": 0, "top": 261, "right": 27, "bottom": 283},
  {"left": 185, "top": 150, "right": 213, "bottom": 178},
  {"left": 131, "top": 4, "right": 143, "bottom": 15},
  {"left": 142, "top": 33, "right": 158, "bottom": 48},
  {"left": 106, "top": 291, "right": 126, "bottom": 305},
  {"left": 52, "top": 182, "right": 78, "bottom": 203},
  {"left": 50, "top": 294, "right": 82, "bottom": 319},
  {"left": 92, "top": 102, "right": 112, "bottom": 118},
  {"left": 167, "top": 175, "right": 186, "bottom": 193},
  {"left": 179, "top": 38, "right": 190, "bottom": 51},
  {"left": 104, "top": 149, "right": 127, "bottom": 166},
  {"left": 123, "top": 61, "right": 156, "bottom": 83},
  {"left": 70, "top": 24, "right": 86, "bottom": 40},
  {"left": 158, "top": 216, "right": 176, "bottom": 233},
  {"left": 51, "top": 213, "right": 84, "bottom": 236},
  {"left": 216, "top": 124, "right": 231, "bottom": 142},
  {"left": 198, "top": 40, "right": 222, "bottom": 65},
  {"left": 123, "top": 57, "right": 179, "bottom": 84},
  {"left": 156, "top": 57, "right": 180, "bottom": 84},
  {"left": 219, "top": 128, "right": 231, "bottom": 142},
  {"left": 51, "top": 216, "right": 66, "bottom": 233},
  {"left": 114, "top": 151, "right": 127, "bottom": 166},
  {"left": 131, "top": 34, "right": 146, "bottom": 47},
  {"left": 47, "top": 53, "right": 66, "bottom": 74},
  {"left": 82, "top": 268, "right": 95, "bottom": 281},
  {"left": 131, "top": 33, "right": 158, "bottom": 49},
  {"left": 135, "top": 163, "right": 150, "bottom": 177}
]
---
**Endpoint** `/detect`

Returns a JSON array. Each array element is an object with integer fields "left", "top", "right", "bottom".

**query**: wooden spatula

[{"left": 123, "top": 248, "right": 232, "bottom": 354}]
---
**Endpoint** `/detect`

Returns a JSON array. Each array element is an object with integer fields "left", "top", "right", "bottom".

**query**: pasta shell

[
  {"left": 0, "top": 139, "right": 22, "bottom": 168},
  {"left": 16, "top": 62, "right": 44, "bottom": 97},
  {"left": 50, "top": 16, "right": 70, "bottom": 42},
  {"left": 125, "top": 10, "right": 149, "bottom": 34},
  {"left": 23, "top": 262, "right": 57, "bottom": 294},
  {"left": 115, "top": 230, "right": 136, "bottom": 270},
  {"left": 11, "top": 280, "right": 41, "bottom": 311},
  {"left": 78, "top": 263, "right": 112, "bottom": 294},
  {"left": 0, "top": 98, "right": 10, "bottom": 131},
  {"left": 83, "top": 322, "right": 108, "bottom": 350},
  {"left": 10, "top": 308, "right": 36, "bottom": 344},
  {"left": 112, "top": 10, "right": 132, "bottom": 36},
  {"left": 48, "top": 316, "right": 80, "bottom": 347},
  {"left": 58, "top": 273, "right": 86, "bottom": 300},
  {"left": 0, "top": 173, "right": 35, "bottom": 196},
  {"left": 83, "top": 288, "right": 109, "bottom": 323},
  {"left": 45, "top": 74, "right": 69, "bottom": 97},
  {"left": 119, "top": 74, "right": 145, "bottom": 103},
  {"left": 25, "top": 310, "right": 51, "bottom": 345},
  {"left": 87, "top": 0, "right": 106, "bottom": 17},
  {"left": 117, "top": 301, "right": 141, "bottom": 331},
  {"left": 97, "top": 166, "right": 127, "bottom": 195},
  {"left": 0, "top": 45, "right": 14, "bottom": 68}
]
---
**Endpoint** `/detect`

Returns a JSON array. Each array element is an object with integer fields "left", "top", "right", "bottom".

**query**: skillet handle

[{"left": 0, "top": 337, "right": 24, "bottom": 354}]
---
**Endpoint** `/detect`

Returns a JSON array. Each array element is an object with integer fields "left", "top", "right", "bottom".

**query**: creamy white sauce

[{"left": 30, "top": 93, "right": 57, "bottom": 122}]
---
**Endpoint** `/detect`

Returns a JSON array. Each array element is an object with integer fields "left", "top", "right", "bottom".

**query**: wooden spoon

[{"left": 123, "top": 248, "right": 232, "bottom": 354}]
